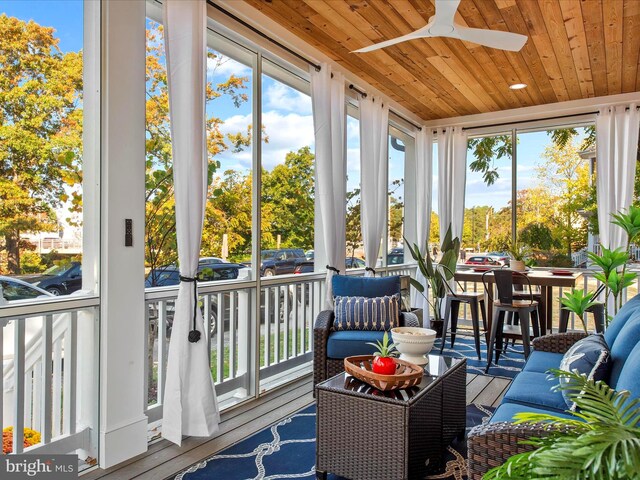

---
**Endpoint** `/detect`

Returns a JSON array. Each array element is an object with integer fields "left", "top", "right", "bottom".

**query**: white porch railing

[
  {"left": 1, "top": 298, "right": 98, "bottom": 458},
  {"left": 143, "top": 265, "right": 419, "bottom": 429}
]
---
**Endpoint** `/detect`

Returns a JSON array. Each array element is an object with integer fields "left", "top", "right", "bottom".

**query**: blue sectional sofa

[{"left": 467, "top": 294, "right": 640, "bottom": 479}]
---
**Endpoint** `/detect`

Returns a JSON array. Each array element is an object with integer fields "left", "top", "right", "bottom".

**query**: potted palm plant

[
  {"left": 484, "top": 369, "right": 640, "bottom": 479},
  {"left": 405, "top": 226, "right": 460, "bottom": 336},
  {"left": 508, "top": 240, "right": 532, "bottom": 272}
]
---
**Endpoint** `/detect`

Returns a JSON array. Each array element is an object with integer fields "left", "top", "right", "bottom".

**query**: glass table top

[{"left": 317, "top": 355, "right": 465, "bottom": 403}]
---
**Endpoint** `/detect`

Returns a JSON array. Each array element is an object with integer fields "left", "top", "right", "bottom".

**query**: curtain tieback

[
  {"left": 180, "top": 275, "right": 201, "bottom": 343},
  {"left": 365, "top": 267, "right": 376, "bottom": 276},
  {"left": 326, "top": 265, "right": 340, "bottom": 274}
]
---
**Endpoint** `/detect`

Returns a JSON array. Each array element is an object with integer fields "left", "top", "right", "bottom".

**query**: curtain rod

[
  {"left": 349, "top": 85, "right": 423, "bottom": 131},
  {"left": 431, "top": 106, "right": 639, "bottom": 135},
  {"left": 207, "top": 0, "right": 321, "bottom": 72}
]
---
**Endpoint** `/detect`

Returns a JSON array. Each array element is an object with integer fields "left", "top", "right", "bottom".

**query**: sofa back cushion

[
  {"left": 333, "top": 294, "right": 400, "bottom": 331},
  {"left": 332, "top": 275, "right": 401, "bottom": 298},
  {"left": 604, "top": 293, "right": 640, "bottom": 346},
  {"left": 609, "top": 314, "right": 640, "bottom": 388},
  {"left": 614, "top": 341, "right": 640, "bottom": 403}
]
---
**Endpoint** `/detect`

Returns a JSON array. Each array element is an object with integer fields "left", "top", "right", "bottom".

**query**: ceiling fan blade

[
  {"left": 452, "top": 26, "right": 527, "bottom": 51},
  {"left": 433, "top": 0, "right": 461, "bottom": 26},
  {"left": 352, "top": 29, "right": 429, "bottom": 53}
]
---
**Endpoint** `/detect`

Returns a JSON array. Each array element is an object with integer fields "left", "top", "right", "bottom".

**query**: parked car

[
  {"left": 145, "top": 263, "right": 250, "bottom": 336},
  {"left": 16, "top": 261, "right": 82, "bottom": 296},
  {"left": 387, "top": 248, "right": 404, "bottom": 265},
  {"left": 260, "top": 249, "right": 306, "bottom": 276},
  {"left": 0, "top": 276, "right": 54, "bottom": 303},
  {"left": 145, "top": 262, "right": 249, "bottom": 287},
  {"left": 486, "top": 252, "right": 510, "bottom": 266},
  {"left": 293, "top": 257, "right": 366, "bottom": 274},
  {"left": 465, "top": 255, "right": 501, "bottom": 266},
  {"left": 305, "top": 250, "right": 314, "bottom": 260}
]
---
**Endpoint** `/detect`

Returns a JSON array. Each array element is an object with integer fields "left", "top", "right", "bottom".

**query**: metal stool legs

[{"left": 441, "top": 295, "right": 486, "bottom": 360}]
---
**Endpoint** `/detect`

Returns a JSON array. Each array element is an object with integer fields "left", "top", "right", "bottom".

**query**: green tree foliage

[
  {"left": 0, "top": 15, "right": 83, "bottom": 273},
  {"left": 144, "top": 21, "right": 252, "bottom": 270},
  {"left": 261, "top": 146, "right": 315, "bottom": 251},
  {"left": 519, "top": 222, "right": 556, "bottom": 250},
  {"left": 345, "top": 188, "right": 362, "bottom": 258}
]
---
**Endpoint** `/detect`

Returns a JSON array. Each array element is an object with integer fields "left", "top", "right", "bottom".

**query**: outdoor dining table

[{"left": 453, "top": 268, "right": 583, "bottom": 336}]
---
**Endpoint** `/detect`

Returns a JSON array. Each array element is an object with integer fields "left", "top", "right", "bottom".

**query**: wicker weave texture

[
  {"left": 531, "top": 332, "right": 587, "bottom": 353},
  {"left": 467, "top": 421, "right": 562, "bottom": 480},
  {"left": 313, "top": 310, "right": 334, "bottom": 388},
  {"left": 317, "top": 391, "right": 409, "bottom": 480},
  {"left": 441, "top": 361, "right": 467, "bottom": 446}
]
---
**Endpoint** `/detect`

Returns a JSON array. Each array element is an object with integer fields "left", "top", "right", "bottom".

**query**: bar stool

[
  {"left": 439, "top": 266, "right": 488, "bottom": 360},
  {"left": 484, "top": 269, "right": 541, "bottom": 373},
  {"left": 559, "top": 284, "right": 606, "bottom": 333}
]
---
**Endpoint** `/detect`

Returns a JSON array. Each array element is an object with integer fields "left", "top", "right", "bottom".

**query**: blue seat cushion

[
  {"left": 614, "top": 341, "right": 640, "bottom": 402},
  {"left": 326, "top": 331, "right": 386, "bottom": 359},
  {"left": 490, "top": 401, "right": 579, "bottom": 424},
  {"left": 501, "top": 371, "right": 568, "bottom": 412},
  {"left": 609, "top": 314, "right": 640, "bottom": 388},
  {"left": 604, "top": 293, "right": 640, "bottom": 346},
  {"left": 523, "top": 351, "right": 564, "bottom": 374},
  {"left": 333, "top": 294, "right": 400, "bottom": 331},
  {"left": 332, "top": 275, "right": 401, "bottom": 298}
]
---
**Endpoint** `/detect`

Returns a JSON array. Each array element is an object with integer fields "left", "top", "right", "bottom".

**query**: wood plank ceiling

[{"left": 241, "top": 0, "right": 640, "bottom": 121}]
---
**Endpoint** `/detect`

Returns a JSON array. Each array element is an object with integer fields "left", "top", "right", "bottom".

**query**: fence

[{"left": 1, "top": 298, "right": 98, "bottom": 457}]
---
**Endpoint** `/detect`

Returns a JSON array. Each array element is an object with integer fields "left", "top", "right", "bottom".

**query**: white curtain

[
  {"left": 413, "top": 128, "right": 433, "bottom": 323},
  {"left": 310, "top": 64, "right": 346, "bottom": 309},
  {"left": 162, "top": 0, "right": 219, "bottom": 446},
  {"left": 437, "top": 127, "right": 468, "bottom": 241},
  {"left": 596, "top": 103, "right": 640, "bottom": 250},
  {"left": 359, "top": 95, "right": 389, "bottom": 277}
]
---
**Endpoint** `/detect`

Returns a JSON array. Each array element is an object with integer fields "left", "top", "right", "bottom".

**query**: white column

[{"left": 99, "top": 0, "right": 148, "bottom": 468}]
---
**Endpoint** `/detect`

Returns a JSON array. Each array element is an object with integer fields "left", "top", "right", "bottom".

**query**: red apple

[{"left": 372, "top": 356, "right": 396, "bottom": 375}]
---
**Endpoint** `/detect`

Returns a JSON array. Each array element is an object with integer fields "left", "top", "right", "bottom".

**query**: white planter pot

[{"left": 511, "top": 259, "right": 526, "bottom": 271}]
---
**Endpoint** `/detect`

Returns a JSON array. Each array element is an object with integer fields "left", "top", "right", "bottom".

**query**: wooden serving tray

[{"left": 344, "top": 355, "right": 424, "bottom": 391}]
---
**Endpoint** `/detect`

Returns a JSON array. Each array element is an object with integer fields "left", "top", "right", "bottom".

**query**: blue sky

[{"left": 0, "top": 0, "right": 83, "bottom": 52}]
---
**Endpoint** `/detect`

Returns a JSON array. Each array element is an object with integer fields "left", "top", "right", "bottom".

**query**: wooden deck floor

[{"left": 82, "top": 372, "right": 510, "bottom": 480}]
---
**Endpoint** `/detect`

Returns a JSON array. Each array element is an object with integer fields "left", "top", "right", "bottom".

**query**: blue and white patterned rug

[
  {"left": 437, "top": 334, "right": 526, "bottom": 379},
  {"left": 175, "top": 403, "right": 495, "bottom": 480}
]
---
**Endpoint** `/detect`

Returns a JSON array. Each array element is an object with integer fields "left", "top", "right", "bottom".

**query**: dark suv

[{"left": 260, "top": 249, "right": 306, "bottom": 276}]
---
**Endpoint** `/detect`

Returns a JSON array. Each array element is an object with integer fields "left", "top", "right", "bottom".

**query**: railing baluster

[
  {"left": 52, "top": 334, "right": 62, "bottom": 437},
  {"left": 229, "top": 292, "right": 236, "bottom": 379},
  {"left": 216, "top": 293, "right": 224, "bottom": 383},
  {"left": 274, "top": 286, "right": 280, "bottom": 364},
  {"left": 292, "top": 283, "right": 298, "bottom": 358},
  {"left": 42, "top": 314, "right": 53, "bottom": 444},
  {"left": 283, "top": 285, "right": 290, "bottom": 360},
  {"left": 13, "top": 319, "right": 25, "bottom": 454},
  {"left": 143, "top": 300, "right": 150, "bottom": 409},
  {"left": 24, "top": 365, "right": 32, "bottom": 429},
  {"left": 264, "top": 287, "right": 271, "bottom": 367},
  {"left": 32, "top": 362, "right": 42, "bottom": 432},
  {"left": 158, "top": 300, "right": 168, "bottom": 404},
  {"left": 64, "top": 312, "right": 78, "bottom": 435}
]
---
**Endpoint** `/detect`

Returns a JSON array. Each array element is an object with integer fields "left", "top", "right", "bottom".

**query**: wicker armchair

[
  {"left": 467, "top": 331, "right": 586, "bottom": 479},
  {"left": 313, "top": 309, "right": 420, "bottom": 389}
]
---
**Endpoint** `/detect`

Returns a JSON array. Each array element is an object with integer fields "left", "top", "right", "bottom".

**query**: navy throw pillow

[
  {"left": 332, "top": 275, "right": 401, "bottom": 298},
  {"left": 558, "top": 334, "right": 611, "bottom": 409},
  {"left": 333, "top": 294, "right": 400, "bottom": 331}
]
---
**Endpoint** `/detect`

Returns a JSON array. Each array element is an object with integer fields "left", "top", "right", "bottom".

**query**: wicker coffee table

[{"left": 315, "top": 355, "right": 466, "bottom": 480}]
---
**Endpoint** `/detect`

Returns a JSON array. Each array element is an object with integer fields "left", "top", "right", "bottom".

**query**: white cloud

[
  {"left": 216, "top": 110, "right": 314, "bottom": 170},
  {"left": 207, "top": 55, "right": 251, "bottom": 79},
  {"left": 264, "top": 82, "right": 312, "bottom": 115}
]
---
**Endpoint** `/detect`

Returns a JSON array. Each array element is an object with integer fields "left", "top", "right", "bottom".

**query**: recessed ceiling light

[{"left": 509, "top": 83, "right": 527, "bottom": 90}]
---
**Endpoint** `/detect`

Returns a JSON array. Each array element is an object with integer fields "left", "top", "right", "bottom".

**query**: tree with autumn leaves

[{"left": 0, "top": 14, "right": 83, "bottom": 274}]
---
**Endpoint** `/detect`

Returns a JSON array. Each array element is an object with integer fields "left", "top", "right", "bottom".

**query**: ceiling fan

[{"left": 353, "top": 0, "right": 527, "bottom": 53}]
